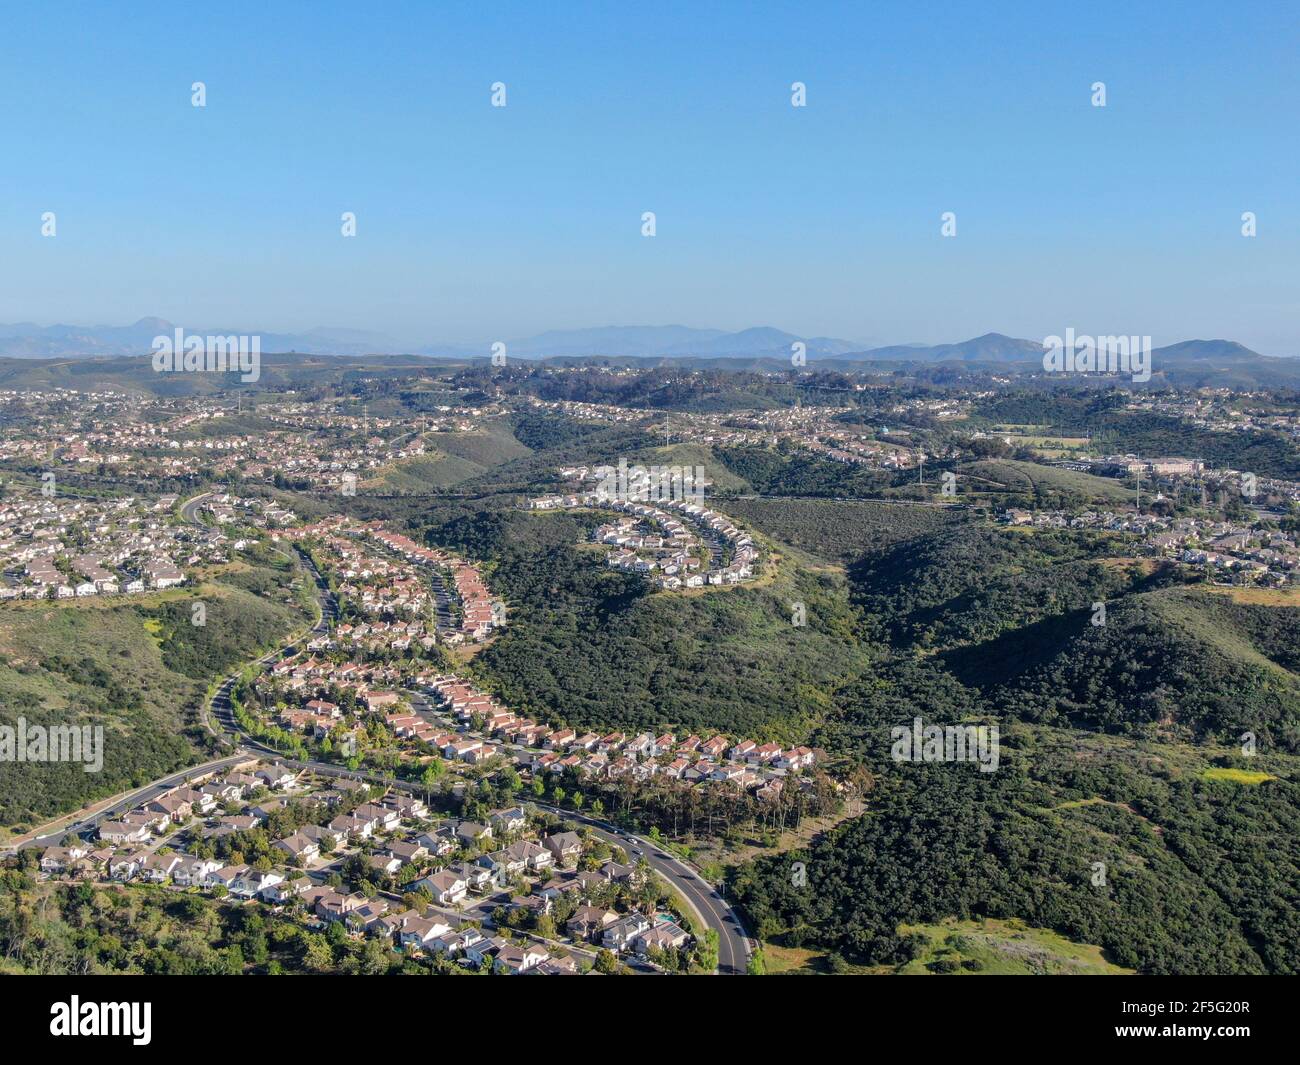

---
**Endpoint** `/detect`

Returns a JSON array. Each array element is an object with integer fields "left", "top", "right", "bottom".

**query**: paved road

[
  {"left": 27, "top": 490, "right": 753, "bottom": 972},
  {"left": 9, "top": 753, "right": 250, "bottom": 852},
  {"left": 533, "top": 804, "right": 752, "bottom": 974},
  {"left": 178, "top": 490, "right": 212, "bottom": 526},
  {"left": 243, "top": 749, "right": 752, "bottom": 974},
  {"left": 208, "top": 545, "right": 336, "bottom": 742}
]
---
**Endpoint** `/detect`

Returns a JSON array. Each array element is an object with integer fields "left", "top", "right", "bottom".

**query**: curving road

[
  {"left": 20, "top": 491, "right": 754, "bottom": 972},
  {"left": 224, "top": 745, "right": 753, "bottom": 973},
  {"left": 10, "top": 752, "right": 251, "bottom": 852},
  {"left": 531, "top": 804, "right": 752, "bottom": 974}
]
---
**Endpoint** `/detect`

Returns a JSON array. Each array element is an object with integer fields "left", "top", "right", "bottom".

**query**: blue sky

[{"left": 2, "top": 0, "right": 1298, "bottom": 351}]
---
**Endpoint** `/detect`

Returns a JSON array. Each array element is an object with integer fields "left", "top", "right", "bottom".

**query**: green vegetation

[
  {"left": 479, "top": 545, "right": 862, "bottom": 739},
  {"left": 893, "top": 918, "right": 1133, "bottom": 975},
  {"left": 421, "top": 509, "right": 864, "bottom": 740},
  {"left": 0, "top": 874, "right": 428, "bottom": 975},
  {"left": 730, "top": 733, "right": 1300, "bottom": 974},
  {"left": 956, "top": 458, "right": 1135, "bottom": 507},
  {"left": 382, "top": 421, "right": 533, "bottom": 491},
  {"left": 956, "top": 589, "right": 1300, "bottom": 751},
  {"left": 717, "top": 509, "right": 1300, "bottom": 976},
  {"left": 0, "top": 566, "right": 310, "bottom": 834},
  {"left": 723, "top": 497, "right": 967, "bottom": 564},
  {"left": 715, "top": 445, "right": 893, "bottom": 498},
  {"left": 1202, "top": 766, "right": 1276, "bottom": 785},
  {"left": 848, "top": 524, "right": 1162, "bottom": 648},
  {"left": 509, "top": 411, "right": 610, "bottom": 450},
  {"left": 626, "top": 442, "right": 753, "bottom": 494},
  {"left": 382, "top": 451, "right": 488, "bottom": 490},
  {"left": 972, "top": 394, "right": 1300, "bottom": 479}
]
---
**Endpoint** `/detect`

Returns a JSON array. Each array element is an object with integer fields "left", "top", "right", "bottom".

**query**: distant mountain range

[
  {"left": 0, "top": 319, "right": 864, "bottom": 360},
  {"left": 0, "top": 318, "right": 410, "bottom": 359},
  {"left": 0, "top": 319, "right": 1291, "bottom": 367}
]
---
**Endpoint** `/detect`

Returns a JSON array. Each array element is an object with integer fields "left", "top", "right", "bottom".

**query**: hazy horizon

[{"left": 3, "top": 1, "right": 1298, "bottom": 352}]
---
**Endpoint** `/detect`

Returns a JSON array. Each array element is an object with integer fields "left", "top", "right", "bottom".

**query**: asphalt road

[
  {"left": 24, "top": 490, "right": 754, "bottom": 972},
  {"left": 533, "top": 804, "right": 753, "bottom": 974},
  {"left": 11, "top": 752, "right": 250, "bottom": 851},
  {"left": 250, "top": 752, "right": 753, "bottom": 974}
]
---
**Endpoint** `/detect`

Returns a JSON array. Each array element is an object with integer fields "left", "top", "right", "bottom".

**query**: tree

[
  {"left": 696, "top": 930, "right": 719, "bottom": 973},
  {"left": 302, "top": 933, "right": 334, "bottom": 973},
  {"left": 361, "top": 938, "right": 391, "bottom": 975}
]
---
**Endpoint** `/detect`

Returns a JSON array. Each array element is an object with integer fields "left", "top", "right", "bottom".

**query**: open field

[
  {"left": 957, "top": 459, "right": 1134, "bottom": 504},
  {"left": 894, "top": 918, "right": 1134, "bottom": 975}
]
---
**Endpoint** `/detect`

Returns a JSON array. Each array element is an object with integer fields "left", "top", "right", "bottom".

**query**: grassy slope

[
  {"left": 624, "top": 442, "right": 754, "bottom": 494},
  {"left": 0, "top": 566, "right": 308, "bottom": 834},
  {"left": 958, "top": 458, "right": 1134, "bottom": 504},
  {"left": 723, "top": 497, "right": 968, "bottom": 564},
  {"left": 381, "top": 421, "right": 534, "bottom": 490},
  {"left": 893, "top": 918, "right": 1134, "bottom": 975}
]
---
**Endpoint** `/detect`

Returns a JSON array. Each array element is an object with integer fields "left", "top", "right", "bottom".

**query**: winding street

[{"left": 16, "top": 493, "right": 754, "bottom": 972}]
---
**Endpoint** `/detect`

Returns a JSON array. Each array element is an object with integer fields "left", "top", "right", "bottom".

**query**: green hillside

[
  {"left": 381, "top": 421, "right": 533, "bottom": 490},
  {"left": 730, "top": 731, "right": 1300, "bottom": 974},
  {"left": 0, "top": 566, "right": 310, "bottom": 834},
  {"left": 957, "top": 458, "right": 1134, "bottom": 506},
  {"left": 724, "top": 497, "right": 967, "bottom": 564},
  {"left": 625, "top": 441, "right": 753, "bottom": 494},
  {"left": 957, "top": 588, "right": 1300, "bottom": 751},
  {"left": 421, "top": 509, "right": 865, "bottom": 740},
  {"left": 894, "top": 918, "right": 1133, "bottom": 975}
]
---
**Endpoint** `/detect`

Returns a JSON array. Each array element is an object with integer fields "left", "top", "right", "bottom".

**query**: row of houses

[
  {"left": 536, "top": 492, "right": 760, "bottom": 589},
  {"left": 365, "top": 524, "right": 504, "bottom": 641},
  {"left": 419, "top": 674, "right": 817, "bottom": 797},
  {"left": 0, "top": 493, "right": 193, "bottom": 600}
]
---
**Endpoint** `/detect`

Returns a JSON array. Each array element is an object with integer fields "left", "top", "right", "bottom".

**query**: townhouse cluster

[
  {"left": 198, "top": 492, "right": 299, "bottom": 529},
  {"left": 368, "top": 525, "right": 503, "bottom": 641},
  {"left": 296, "top": 519, "right": 503, "bottom": 644},
  {"left": 532, "top": 491, "right": 761, "bottom": 589},
  {"left": 420, "top": 675, "right": 817, "bottom": 800},
  {"left": 1001, "top": 508, "right": 1300, "bottom": 586},
  {"left": 36, "top": 760, "right": 302, "bottom": 875},
  {"left": 42, "top": 763, "right": 692, "bottom": 974},
  {"left": 802, "top": 432, "right": 918, "bottom": 470},
  {"left": 299, "top": 806, "right": 691, "bottom": 971},
  {"left": 522, "top": 730, "right": 817, "bottom": 802},
  {"left": 0, "top": 391, "right": 499, "bottom": 492},
  {"left": 0, "top": 493, "right": 200, "bottom": 601},
  {"left": 260, "top": 651, "right": 433, "bottom": 745}
]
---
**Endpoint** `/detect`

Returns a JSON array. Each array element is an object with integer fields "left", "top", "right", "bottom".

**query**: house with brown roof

[{"left": 567, "top": 905, "right": 618, "bottom": 942}]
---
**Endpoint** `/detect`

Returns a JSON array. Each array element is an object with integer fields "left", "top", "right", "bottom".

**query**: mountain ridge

[{"left": 0, "top": 319, "right": 1292, "bottom": 364}]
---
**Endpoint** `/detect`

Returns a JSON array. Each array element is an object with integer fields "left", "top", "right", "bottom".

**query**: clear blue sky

[{"left": 2, "top": 0, "right": 1297, "bottom": 352}]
